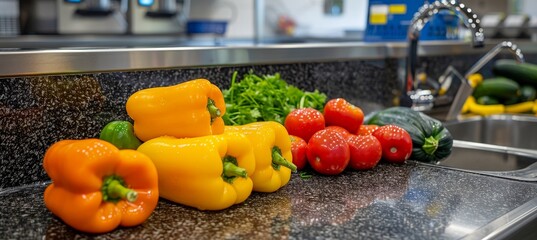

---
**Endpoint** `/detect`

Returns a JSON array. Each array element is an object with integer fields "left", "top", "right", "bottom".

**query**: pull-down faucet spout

[{"left": 403, "top": 0, "right": 485, "bottom": 108}]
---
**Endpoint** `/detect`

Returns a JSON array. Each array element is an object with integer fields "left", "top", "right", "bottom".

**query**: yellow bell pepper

[
  {"left": 126, "top": 79, "right": 226, "bottom": 142},
  {"left": 225, "top": 121, "right": 296, "bottom": 193},
  {"left": 137, "top": 131, "right": 255, "bottom": 210}
]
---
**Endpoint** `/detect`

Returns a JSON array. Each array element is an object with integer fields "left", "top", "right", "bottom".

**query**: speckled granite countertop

[{"left": 2, "top": 162, "right": 537, "bottom": 240}]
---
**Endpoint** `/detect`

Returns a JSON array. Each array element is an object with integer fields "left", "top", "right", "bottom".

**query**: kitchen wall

[
  {"left": 189, "top": 0, "right": 368, "bottom": 39},
  {"left": 263, "top": 0, "right": 368, "bottom": 38},
  {"left": 464, "top": 0, "right": 510, "bottom": 15},
  {"left": 188, "top": 0, "right": 532, "bottom": 41}
]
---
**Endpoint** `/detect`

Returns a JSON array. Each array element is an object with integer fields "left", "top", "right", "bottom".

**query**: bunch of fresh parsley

[{"left": 222, "top": 71, "right": 327, "bottom": 126}]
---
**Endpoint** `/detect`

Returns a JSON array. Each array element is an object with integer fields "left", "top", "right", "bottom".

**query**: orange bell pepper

[
  {"left": 225, "top": 121, "right": 296, "bottom": 193},
  {"left": 43, "top": 139, "right": 159, "bottom": 234},
  {"left": 126, "top": 79, "right": 226, "bottom": 142}
]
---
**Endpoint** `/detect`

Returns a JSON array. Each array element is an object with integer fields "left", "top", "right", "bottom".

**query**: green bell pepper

[{"left": 99, "top": 121, "right": 142, "bottom": 150}]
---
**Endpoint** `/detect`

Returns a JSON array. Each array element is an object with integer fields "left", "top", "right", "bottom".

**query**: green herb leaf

[
  {"left": 222, "top": 71, "right": 327, "bottom": 125},
  {"left": 299, "top": 171, "right": 313, "bottom": 180}
]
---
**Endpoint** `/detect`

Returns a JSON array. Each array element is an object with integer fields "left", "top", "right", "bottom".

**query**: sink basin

[
  {"left": 416, "top": 114, "right": 537, "bottom": 181},
  {"left": 427, "top": 141, "right": 537, "bottom": 181},
  {"left": 441, "top": 143, "right": 537, "bottom": 172},
  {"left": 444, "top": 114, "right": 537, "bottom": 149}
]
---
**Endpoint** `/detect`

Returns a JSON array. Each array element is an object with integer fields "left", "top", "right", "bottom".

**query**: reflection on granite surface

[{"left": 2, "top": 163, "right": 537, "bottom": 239}]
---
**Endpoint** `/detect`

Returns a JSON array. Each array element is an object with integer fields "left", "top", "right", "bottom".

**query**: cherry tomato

[
  {"left": 357, "top": 124, "right": 379, "bottom": 136},
  {"left": 284, "top": 108, "right": 325, "bottom": 142},
  {"left": 290, "top": 135, "right": 308, "bottom": 170},
  {"left": 372, "top": 125, "right": 412, "bottom": 164},
  {"left": 307, "top": 129, "right": 350, "bottom": 175},
  {"left": 324, "top": 125, "right": 351, "bottom": 139},
  {"left": 323, "top": 98, "right": 364, "bottom": 134},
  {"left": 347, "top": 135, "right": 382, "bottom": 170}
]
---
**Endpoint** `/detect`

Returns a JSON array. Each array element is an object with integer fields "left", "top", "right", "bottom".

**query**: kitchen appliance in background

[
  {"left": 129, "top": 0, "right": 190, "bottom": 34},
  {"left": 57, "top": 0, "right": 128, "bottom": 34},
  {"left": 20, "top": 0, "right": 57, "bottom": 34},
  {"left": 189, "top": 0, "right": 251, "bottom": 40},
  {"left": 0, "top": 0, "right": 19, "bottom": 36}
]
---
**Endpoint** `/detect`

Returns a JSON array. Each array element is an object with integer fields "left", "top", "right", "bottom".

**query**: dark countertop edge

[
  {"left": 2, "top": 173, "right": 537, "bottom": 240},
  {"left": 0, "top": 40, "right": 536, "bottom": 77}
]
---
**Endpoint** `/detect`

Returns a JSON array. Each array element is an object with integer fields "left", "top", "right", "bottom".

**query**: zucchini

[
  {"left": 476, "top": 96, "right": 500, "bottom": 105},
  {"left": 520, "top": 85, "right": 537, "bottom": 102},
  {"left": 472, "top": 77, "right": 520, "bottom": 100},
  {"left": 505, "top": 101, "right": 534, "bottom": 113},
  {"left": 492, "top": 59, "right": 537, "bottom": 87},
  {"left": 365, "top": 107, "right": 453, "bottom": 163},
  {"left": 503, "top": 96, "right": 520, "bottom": 105},
  {"left": 503, "top": 85, "right": 536, "bottom": 105},
  {"left": 469, "top": 103, "right": 505, "bottom": 116}
]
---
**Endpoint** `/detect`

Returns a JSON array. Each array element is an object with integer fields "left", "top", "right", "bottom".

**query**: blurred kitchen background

[{"left": 1, "top": 0, "right": 536, "bottom": 48}]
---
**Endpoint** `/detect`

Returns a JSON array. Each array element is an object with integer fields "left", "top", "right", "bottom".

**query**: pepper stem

[
  {"left": 272, "top": 147, "right": 297, "bottom": 172},
  {"left": 207, "top": 98, "right": 221, "bottom": 123},
  {"left": 102, "top": 176, "right": 138, "bottom": 203},
  {"left": 222, "top": 156, "right": 248, "bottom": 183},
  {"left": 422, "top": 136, "right": 439, "bottom": 155},
  {"left": 223, "top": 162, "right": 247, "bottom": 178}
]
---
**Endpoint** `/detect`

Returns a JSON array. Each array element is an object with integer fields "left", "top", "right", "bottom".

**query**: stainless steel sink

[
  {"left": 416, "top": 114, "right": 537, "bottom": 181},
  {"left": 444, "top": 114, "right": 537, "bottom": 149},
  {"left": 429, "top": 141, "right": 537, "bottom": 181}
]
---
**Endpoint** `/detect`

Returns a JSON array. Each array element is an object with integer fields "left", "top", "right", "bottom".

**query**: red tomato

[
  {"left": 323, "top": 98, "right": 364, "bottom": 133},
  {"left": 324, "top": 125, "right": 351, "bottom": 139},
  {"left": 357, "top": 124, "right": 379, "bottom": 136},
  {"left": 290, "top": 135, "right": 308, "bottom": 170},
  {"left": 284, "top": 108, "right": 325, "bottom": 142},
  {"left": 307, "top": 129, "right": 350, "bottom": 175},
  {"left": 347, "top": 135, "right": 382, "bottom": 170},
  {"left": 372, "top": 125, "right": 412, "bottom": 164}
]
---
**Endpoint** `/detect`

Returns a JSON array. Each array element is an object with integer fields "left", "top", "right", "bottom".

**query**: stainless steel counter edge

[
  {"left": 463, "top": 195, "right": 537, "bottom": 240},
  {"left": 1, "top": 40, "right": 537, "bottom": 77}
]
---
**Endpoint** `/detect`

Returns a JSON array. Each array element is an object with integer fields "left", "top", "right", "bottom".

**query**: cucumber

[
  {"left": 365, "top": 107, "right": 453, "bottom": 163},
  {"left": 472, "top": 77, "right": 520, "bottom": 100},
  {"left": 493, "top": 59, "right": 537, "bottom": 87}
]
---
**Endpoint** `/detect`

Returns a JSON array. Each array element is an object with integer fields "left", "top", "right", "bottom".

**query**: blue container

[
  {"left": 186, "top": 20, "right": 228, "bottom": 35},
  {"left": 364, "top": 0, "right": 459, "bottom": 42}
]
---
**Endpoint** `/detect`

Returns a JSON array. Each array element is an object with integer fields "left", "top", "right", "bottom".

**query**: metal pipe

[{"left": 254, "top": 0, "right": 265, "bottom": 44}]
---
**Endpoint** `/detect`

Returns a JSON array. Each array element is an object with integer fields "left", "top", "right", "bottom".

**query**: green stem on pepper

[
  {"left": 207, "top": 98, "right": 221, "bottom": 123},
  {"left": 271, "top": 147, "right": 297, "bottom": 172},
  {"left": 102, "top": 176, "right": 138, "bottom": 203},
  {"left": 222, "top": 156, "right": 247, "bottom": 183}
]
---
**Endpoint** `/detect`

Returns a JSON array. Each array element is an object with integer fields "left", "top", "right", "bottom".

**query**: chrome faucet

[
  {"left": 402, "top": 0, "right": 485, "bottom": 111},
  {"left": 442, "top": 41, "right": 525, "bottom": 121},
  {"left": 464, "top": 40, "right": 525, "bottom": 79}
]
